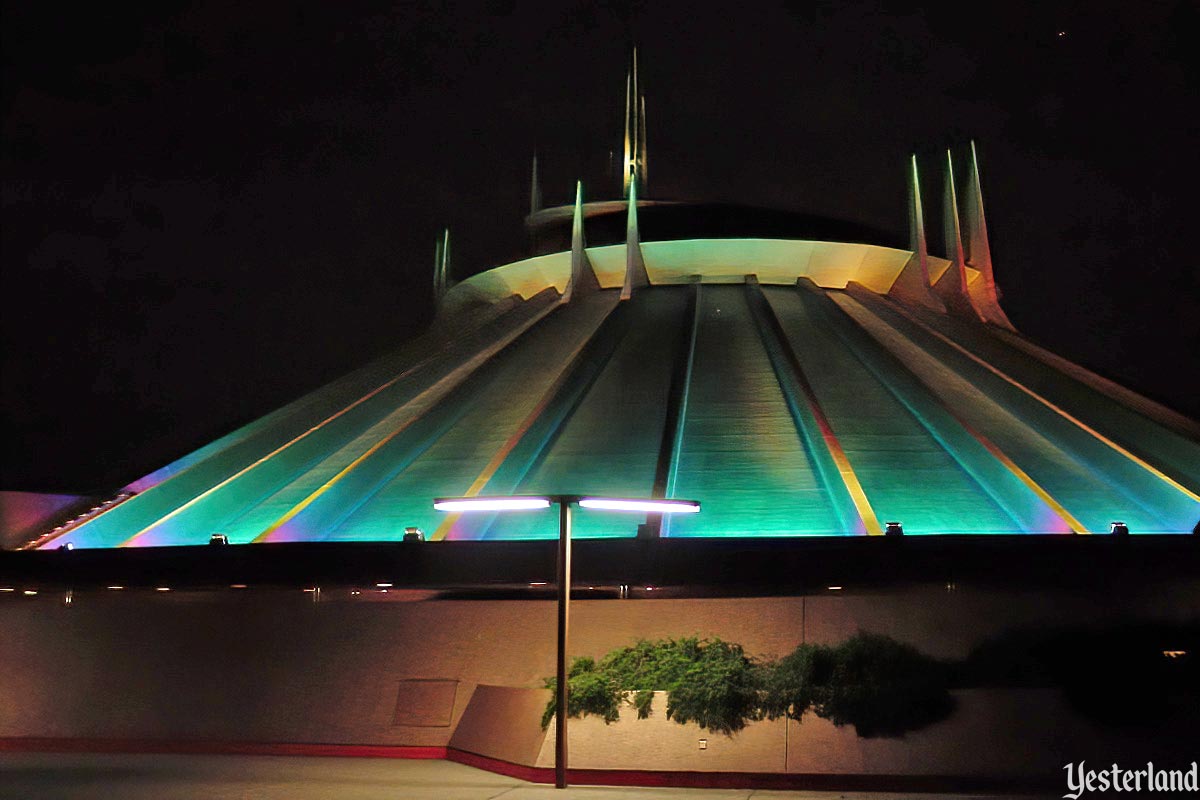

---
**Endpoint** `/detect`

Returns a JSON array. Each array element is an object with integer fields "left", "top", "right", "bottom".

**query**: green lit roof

[{"left": 35, "top": 238, "right": 1200, "bottom": 548}]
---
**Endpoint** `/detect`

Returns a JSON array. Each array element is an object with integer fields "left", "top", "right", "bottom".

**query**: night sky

[{"left": 3, "top": 1, "right": 1197, "bottom": 493}]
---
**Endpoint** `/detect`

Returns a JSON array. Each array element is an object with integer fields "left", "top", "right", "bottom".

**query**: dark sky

[{"left": 3, "top": 0, "right": 1198, "bottom": 493}]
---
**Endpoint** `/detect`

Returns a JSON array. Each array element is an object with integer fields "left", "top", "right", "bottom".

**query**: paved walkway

[{"left": 0, "top": 753, "right": 1044, "bottom": 800}]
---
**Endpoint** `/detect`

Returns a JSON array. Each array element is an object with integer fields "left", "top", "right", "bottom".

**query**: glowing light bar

[
  {"left": 578, "top": 498, "right": 700, "bottom": 514},
  {"left": 434, "top": 496, "right": 552, "bottom": 512}
]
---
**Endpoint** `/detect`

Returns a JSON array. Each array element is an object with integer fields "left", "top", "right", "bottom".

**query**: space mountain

[{"left": 30, "top": 56, "right": 1200, "bottom": 549}]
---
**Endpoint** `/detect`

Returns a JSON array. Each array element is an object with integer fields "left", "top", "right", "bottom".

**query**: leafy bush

[
  {"left": 539, "top": 656, "right": 619, "bottom": 728},
  {"left": 662, "top": 639, "right": 765, "bottom": 734},
  {"left": 542, "top": 637, "right": 764, "bottom": 733},
  {"left": 542, "top": 632, "right": 954, "bottom": 738}
]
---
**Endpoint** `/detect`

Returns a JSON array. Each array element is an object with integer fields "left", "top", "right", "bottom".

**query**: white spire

[
  {"left": 889, "top": 154, "right": 945, "bottom": 312},
  {"left": 621, "top": 176, "right": 649, "bottom": 300},
  {"left": 962, "top": 141, "right": 1016, "bottom": 330},
  {"left": 562, "top": 181, "right": 600, "bottom": 304},
  {"left": 433, "top": 228, "right": 450, "bottom": 308},
  {"left": 933, "top": 150, "right": 984, "bottom": 321},
  {"left": 622, "top": 48, "right": 647, "bottom": 197},
  {"left": 529, "top": 152, "right": 542, "bottom": 216}
]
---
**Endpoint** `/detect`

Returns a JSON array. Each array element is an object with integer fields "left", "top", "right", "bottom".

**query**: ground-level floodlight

[
  {"left": 884, "top": 521, "right": 904, "bottom": 536},
  {"left": 434, "top": 494, "right": 699, "bottom": 789},
  {"left": 1110, "top": 521, "right": 1130, "bottom": 536}
]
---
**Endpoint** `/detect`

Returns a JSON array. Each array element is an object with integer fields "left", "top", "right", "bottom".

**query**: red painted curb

[
  {"left": 0, "top": 738, "right": 1052, "bottom": 794},
  {"left": 446, "top": 748, "right": 547, "bottom": 783},
  {"left": 0, "top": 738, "right": 445, "bottom": 760}
]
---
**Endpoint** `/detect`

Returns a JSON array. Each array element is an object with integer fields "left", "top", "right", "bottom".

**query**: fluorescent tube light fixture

[
  {"left": 433, "top": 496, "right": 552, "bottom": 512},
  {"left": 578, "top": 497, "right": 700, "bottom": 514}
]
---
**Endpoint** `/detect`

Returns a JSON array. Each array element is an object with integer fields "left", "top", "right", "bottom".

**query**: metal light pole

[
  {"left": 554, "top": 497, "right": 571, "bottom": 789},
  {"left": 434, "top": 494, "right": 699, "bottom": 789}
]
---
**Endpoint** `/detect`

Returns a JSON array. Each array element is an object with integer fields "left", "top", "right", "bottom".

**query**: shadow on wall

[
  {"left": 958, "top": 621, "right": 1200, "bottom": 727},
  {"left": 540, "top": 624, "right": 1200, "bottom": 741}
]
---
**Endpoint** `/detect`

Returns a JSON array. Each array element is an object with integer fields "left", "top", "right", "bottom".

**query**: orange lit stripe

[
  {"left": 887, "top": 301, "right": 1200, "bottom": 504},
  {"left": 249, "top": 303, "right": 566, "bottom": 543},
  {"left": 431, "top": 304, "right": 617, "bottom": 541},
  {"left": 787, "top": 357, "right": 884, "bottom": 536},
  {"left": 119, "top": 304, "right": 557, "bottom": 547},
  {"left": 967, "top": 423, "right": 1089, "bottom": 533},
  {"left": 118, "top": 362, "right": 434, "bottom": 547},
  {"left": 252, "top": 406, "right": 434, "bottom": 543},
  {"left": 832, "top": 291, "right": 1086, "bottom": 533},
  {"left": 988, "top": 326, "right": 1200, "bottom": 440}
]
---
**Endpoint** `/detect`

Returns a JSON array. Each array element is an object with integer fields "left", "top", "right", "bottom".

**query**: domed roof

[
  {"left": 31, "top": 183, "right": 1200, "bottom": 548},
  {"left": 22, "top": 58, "right": 1200, "bottom": 549}
]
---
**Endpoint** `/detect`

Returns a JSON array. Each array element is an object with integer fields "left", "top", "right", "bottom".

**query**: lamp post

[{"left": 434, "top": 494, "right": 699, "bottom": 789}]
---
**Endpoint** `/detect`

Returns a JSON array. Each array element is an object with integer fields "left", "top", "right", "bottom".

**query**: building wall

[
  {"left": 0, "top": 491, "right": 95, "bottom": 550},
  {"left": 1, "top": 582, "right": 1196, "bottom": 780},
  {"left": 520, "top": 687, "right": 1191, "bottom": 778}
]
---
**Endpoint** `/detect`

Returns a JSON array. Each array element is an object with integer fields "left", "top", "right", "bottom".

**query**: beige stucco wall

[
  {"left": 2, "top": 582, "right": 1196, "bottom": 779},
  {"left": 449, "top": 685, "right": 548, "bottom": 765}
]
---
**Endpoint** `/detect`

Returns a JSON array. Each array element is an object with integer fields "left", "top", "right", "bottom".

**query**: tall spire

[
  {"left": 963, "top": 141, "right": 992, "bottom": 284},
  {"left": 909, "top": 154, "right": 929, "bottom": 259},
  {"left": 933, "top": 150, "right": 984, "bottom": 321},
  {"left": 529, "top": 152, "right": 542, "bottom": 216},
  {"left": 638, "top": 94, "right": 648, "bottom": 187},
  {"left": 889, "top": 154, "right": 945, "bottom": 312},
  {"left": 622, "top": 66, "right": 632, "bottom": 196},
  {"left": 433, "top": 228, "right": 450, "bottom": 309},
  {"left": 621, "top": 176, "right": 650, "bottom": 299},
  {"left": 562, "top": 181, "right": 600, "bottom": 304},
  {"left": 622, "top": 48, "right": 647, "bottom": 197},
  {"left": 962, "top": 141, "right": 1016, "bottom": 330}
]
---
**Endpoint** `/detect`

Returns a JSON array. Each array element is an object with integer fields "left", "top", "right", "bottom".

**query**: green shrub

[
  {"left": 664, "top": 639, "right": 765, "bottom": 733},
  {"left": 542, "top": 631, "right": 954, "bottom": 738},
  {"left": 541, "top": 637, "right": 763, "bottom": 732}
]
